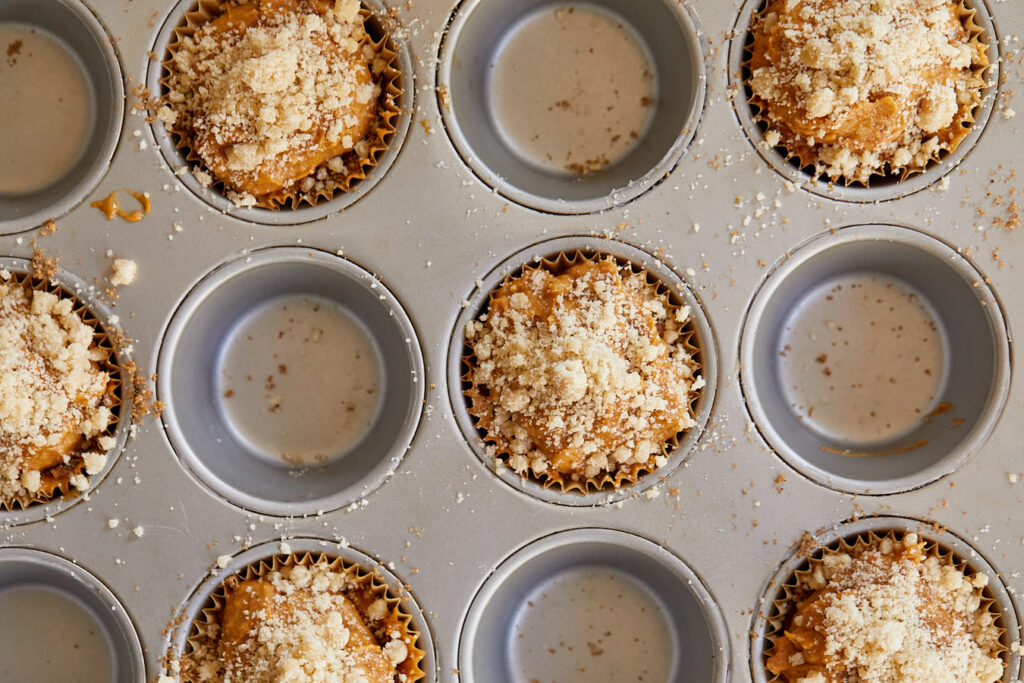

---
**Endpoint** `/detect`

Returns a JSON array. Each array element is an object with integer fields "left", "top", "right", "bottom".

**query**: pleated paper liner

[
  {"left": 1, "top": 271, "right": 122, "bottom": 510},
  {"left": 742, "top": 0, "right": 990, "bottom": 186},
  {"left": 180, "top": 551, "right": 426, "bottom": 682},
  {"left": 762, "top": 529, "right": 1008, "bottom": 682},
  {"left": 461, "top": 250, "right": 703, "bottom": 495},
  {"left": 159, "top": 0, "right": 402, "bottom": 210}
]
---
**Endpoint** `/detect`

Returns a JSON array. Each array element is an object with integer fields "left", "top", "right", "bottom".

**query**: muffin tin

[{"left": 0, "top": 0, "right": 1022, "bottom": 681}]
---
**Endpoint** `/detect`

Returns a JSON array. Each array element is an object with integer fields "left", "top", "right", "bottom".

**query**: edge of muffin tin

[
  {"left": 144, "top": 0, "right": 415, "bottom": 226},
  {"left": 164, "top": 536, "right": 438, "bottom": 682},
  {"left": 0, "top": 256, "right": 134, "bottom": 528},
  {"left": 446, "top": 235, "right": 718, "bottom": 507},
  {"left": 748, "top": 515, "right": 1024, "bottom": 683},
  {"left": 726, "top": 0, "right": 1001, "bottom": 204}
]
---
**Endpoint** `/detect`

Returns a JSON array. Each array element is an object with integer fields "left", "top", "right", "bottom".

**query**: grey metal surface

[{"left": 0, "top": 0, "right": 1021, "bottom": 681}]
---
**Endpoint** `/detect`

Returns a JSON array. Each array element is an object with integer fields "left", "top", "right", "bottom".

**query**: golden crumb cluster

[
  {"left": 0, "top": 272, "right": 113, "bottom": 502},
  {"left": 748, "top": 0, "right": 988, "bottom": 183},
  {"left": 464, "top": 257, "right": 703, "bottom": 489},
  {"left": 185, "top": 562, "right": 418, "bottom": 683},
  {"left": 162, "top": 0, "right": 386, "bottom": 207},
  {"left": 767, "top": 533, "right": 1004, "bottom": 682}
]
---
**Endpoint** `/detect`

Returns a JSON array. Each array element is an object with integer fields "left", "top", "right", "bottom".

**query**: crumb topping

[
  {"left": 187, "top": 563, "right": 412, "bottom": 683},
  {"left": 768, "top": 533, "right": 1004, "bottom": 683},
  {"left": 465, "top": 257, "right": 702, "bottom": 483},
  {"left": 0, "top": 274, "right": 111, "bottom": 501},
  {"left": 165, "top": 0, "right": 381, "bottom": 199},
  {"left": 748, "top": 0, "right": 987, "bottom": 183}
]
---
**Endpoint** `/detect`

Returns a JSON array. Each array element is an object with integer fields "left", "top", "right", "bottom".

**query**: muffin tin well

[
  {"left": 0, "top": 0, "right": 123, "bottom": 234},
  {"left": 740, "top": 224, "right": 1010, "bottom": 495},
  {"left": 157, "top": 247, "right": 423, "bottom": 517},
  {"left": 459, "top": 528, "right": 729, "bottom": 682},
  {"left": 0, "top": 0, "right": 1022, "bottom": 681},
  {"left": 437, "top": 0, "right": 705, "bottom": 213},
  {"left": 0, "top": 547, "right": 145, "bottom": 682}
]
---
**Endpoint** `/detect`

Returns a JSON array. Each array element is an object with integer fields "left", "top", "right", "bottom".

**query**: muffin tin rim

[{"left": 737, "top": 222, "right": 1012, "bottom": 496}]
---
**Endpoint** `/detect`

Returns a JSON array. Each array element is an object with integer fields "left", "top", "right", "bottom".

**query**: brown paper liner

[
  {"left": 0, "top": 272, "right": 122, "bottom": 510},
  {"left": 762, "top": 529, "right": 1008, "bottom": 682},
  {"left": 160, "top": 0, "right": 402, "bottom": 210},
  {"left": 462, "top": 251, "right": 702, "bottom": 494},
  {"left": 742, "top": 0, "right": 990, "bottom": 186},
  {"left": 180, "top": 551, "right": 426, "bottom": 682}
]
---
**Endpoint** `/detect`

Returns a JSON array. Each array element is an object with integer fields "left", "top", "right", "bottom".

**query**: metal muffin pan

[{"left": 0, "top": 0, "right": 1021, "bottom": 681}]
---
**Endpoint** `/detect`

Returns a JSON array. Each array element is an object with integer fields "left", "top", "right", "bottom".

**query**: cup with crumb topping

[
  {"left": 0, "top": 266, "right": 123, "bottom": 511},
  {"left": 158, "top": 0, "right": 402, "bottom": 209},
  {"left": 761, "top": 528, "right": 1009, "bottom": 683},
  {"left": 744, "top": 0, "right": 990, "bottom": 185},
  {"left": 177, "top": 549, "right": 426, "bottom": 683},
  {"left": 460, "top": 246, "right": 708, "bottom": 497}
]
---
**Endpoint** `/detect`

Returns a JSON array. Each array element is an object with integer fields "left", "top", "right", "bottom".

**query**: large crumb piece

[
  {"left": 109, "top": 258, "right": 137, "bottom": 286},
  {"left": 748, "top": 0, "right": 987, "bottom": 183},
  {"left": 766, "top": 533, "right": 1004, "bottom": 683},
  {"left": 465, "top": 257, "right": 702, "bottom": 485}
]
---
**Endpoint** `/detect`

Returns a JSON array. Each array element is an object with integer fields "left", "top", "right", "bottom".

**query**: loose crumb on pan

[
  {"left": 464, "top": 256, "right": 703, "bottom": 485},
  {"left": 0, "top": 272, "right": 112, "bottom": 501},
  {"left": 767, "top": 533, "right": 1004, "bottom": 682},
  {"left": 748, "top": 0, "right": 988, "bottom": 183},
  {"left": 109, "top": 258, "right": 137, "bottom": 286}
]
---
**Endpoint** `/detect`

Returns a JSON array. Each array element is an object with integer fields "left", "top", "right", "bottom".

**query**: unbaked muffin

[
  {"left": 463, "top": 253, "right": 704, "bottom": 492},
  {"left": 746, "top": 0, "right": 989, "bottom": 184},
  {"left": 160, "top": 0, "right": 400, "bottom": 208}
]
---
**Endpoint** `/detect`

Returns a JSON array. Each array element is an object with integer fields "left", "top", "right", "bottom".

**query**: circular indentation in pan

[
  {"left": 158, "top": 247, "right": 423, "bottom": 516},
  {"left": 146, "top": 0, "right": 413, "bottom": 225},
  {"left": 447, "top": 235, "right": 716, "bottom": 506},
  {"left": 438, "top": 0, "right": 705, "bottom": 214},
  {"left": 0, "top": 547, "right": 145, "bottom": 681},
  {"left": 459, "top": 528, "right": 729, "bottom": 683},
  {"left": 0, "top": 0, "right": 123, "bottom": 234},
  {"left": 728, "top": 0, "right": 999, "bottom": 202},
  {"left": 740, "top": 224, "right": 1009, "bottom": 495},
  {"left": 166, "top": 537, "right": 435, "bottom": 682},
  {"left": 750, "top": 516, "right": 1022, "bottom": 683},
  {"left": 0, "top": 257, "right": 132, "bottom": 527}
]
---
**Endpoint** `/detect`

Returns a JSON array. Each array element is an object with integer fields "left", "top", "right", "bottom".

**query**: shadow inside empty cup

[
  {"left": 459, "top": 529, "right": 728, "bottom": 682},
  {"left": 0, "top": 548, "right": 144, "bottom": 682},
  {"left": 0, "top": 0, "right": 122, "bottom": 233},
  {"left": 439, "top": 0, "right": 704, "bottom": 213},
  {"left": 741, "top": 225, "right": 1009, "bottom": 494},
  {"left": 159, "top": 248, "right": 423, "bottom": 515}
]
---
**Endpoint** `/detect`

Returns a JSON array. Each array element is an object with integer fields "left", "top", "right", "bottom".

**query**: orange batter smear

[
  {"left": 766, "top": 534, "right": 1003, "bottom": 682},
  {"left": 464, "top": 257, "right": 702, "bottom": 487},
  {"left": 747, "top": 0, "right": 988, "bottom": 183},
  {"left": 91, "top": 190, "right": 151, "bottom": 222},
  {"left": 164, "top": 0, "right": 379, "bottom": 203}
]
